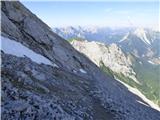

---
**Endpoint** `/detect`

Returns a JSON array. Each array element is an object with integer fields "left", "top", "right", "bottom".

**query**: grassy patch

[{"left": 100, "top": 60, "right": 160, "bottom": 106}]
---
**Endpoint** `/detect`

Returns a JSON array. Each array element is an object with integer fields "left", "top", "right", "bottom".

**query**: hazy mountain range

[
  {"left": 53, "top": 26, "right": 160, "bottom": 64},
  {"left": 1, "top": 1, "right": 160, "bottom": 120}
]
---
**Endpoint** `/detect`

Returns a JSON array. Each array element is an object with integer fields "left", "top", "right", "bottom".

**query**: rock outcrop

[
  {"left": 1, "top": 1, "right": 160, "bottom": 120},
  {"left": 71, "top": 40, "right": 138, "bottom": 83}
]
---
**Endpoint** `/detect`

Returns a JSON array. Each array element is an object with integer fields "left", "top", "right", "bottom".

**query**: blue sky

[{"left": 21, "top": 1, "right": 159, "bottom": 29}]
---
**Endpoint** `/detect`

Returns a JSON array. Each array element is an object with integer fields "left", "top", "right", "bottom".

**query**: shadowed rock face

[{"left": 1, "top": 1, "right": 160, "bottom": 120}]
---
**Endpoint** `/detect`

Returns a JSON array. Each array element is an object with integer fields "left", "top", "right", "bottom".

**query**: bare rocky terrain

[
  {"left": 71, "top": 40, "right": 138, "bottom": 83},
  {"left": 1, "top": 1, "right": 160, "bottom": 120}
]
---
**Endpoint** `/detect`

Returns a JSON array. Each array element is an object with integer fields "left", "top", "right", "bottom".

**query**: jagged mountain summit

[
  {"left": 1, "top": 1, "right": 160, "bottom": 120},
  {"left": 133, "top": 28, "right": 151, "bottom": 45},
  {"left": 118, "top": 28, "right": 160, "bottom": 61},
  {"left": 119, "top": 28, "right": 151, "bottom": 45},
  {"left": 53, "top": 26, "right": 160, "bottom": 64}
]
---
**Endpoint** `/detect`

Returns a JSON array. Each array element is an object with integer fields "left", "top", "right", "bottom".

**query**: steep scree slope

[{"left": 1, "top": 1, "right": 160, "bottom": 120}]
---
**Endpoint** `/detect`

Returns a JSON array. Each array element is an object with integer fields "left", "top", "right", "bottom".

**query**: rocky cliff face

[
  {"left": 1, "top": 1, "right": 160, "bottom": 120},
  {"left": 71, "top": 40, "right": 138, "bottom": 83}
]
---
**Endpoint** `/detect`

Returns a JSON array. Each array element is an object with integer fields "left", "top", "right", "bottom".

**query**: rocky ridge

[
  {"left": 71, "top": 40, "right": 138, "bottom": 83},
  {"left": 1, "top": 1, "right": 160, "bottom": 120}
]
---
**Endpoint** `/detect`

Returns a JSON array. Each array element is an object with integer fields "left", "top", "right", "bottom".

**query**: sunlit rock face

[{"left": 71, "top": 40, "right": 138, "bottom": 83}]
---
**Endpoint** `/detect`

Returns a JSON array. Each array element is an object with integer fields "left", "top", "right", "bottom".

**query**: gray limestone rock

[{"left": 1, "top": 1, "right": 160, "bottom": 120}]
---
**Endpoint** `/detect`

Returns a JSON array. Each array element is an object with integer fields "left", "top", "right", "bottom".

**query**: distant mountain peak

[{"left": 134, "top": 28, "right": 151, "bottom": 45}]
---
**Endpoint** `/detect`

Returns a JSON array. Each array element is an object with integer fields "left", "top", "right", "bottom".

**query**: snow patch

[
  {"left": 53, "top": 63, "right": 59, "bottom": 68},
  {"left": 79, "top": 69, "right": 87, "bottom": 74},
  {"left": 73, "top": 70, "right": 77, "bottom": 73},
  {"left": 115, "top": 78, "right": 160, "bottom": 112},
  {"left": 1, "top": 36, "right": 53, "bottom": 66},
  {"left": 119, "top": 32, "right": 129, "bottom": 42},
  {"left": 136, "top": 100, "right": 149, "bottom": 107},
  {"left": 148, "top": 60, "right": 155, "bottom": 65},
  {"left": 134, "top": 28, "right": 151, "bottom": 45}
]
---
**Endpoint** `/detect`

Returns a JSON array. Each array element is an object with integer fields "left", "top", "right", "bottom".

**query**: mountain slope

[
  {"left": 132, "top": 56, "right": 160, "bottom": 105},
  {"left": 71, "top": 39, "right": 160, "bottom": 106},
  {"left": 1, "top": 1, "right": 160, "bottom": 120},
  {"left": 71, "top": 40, "right": 138, "bottom": 84}
]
